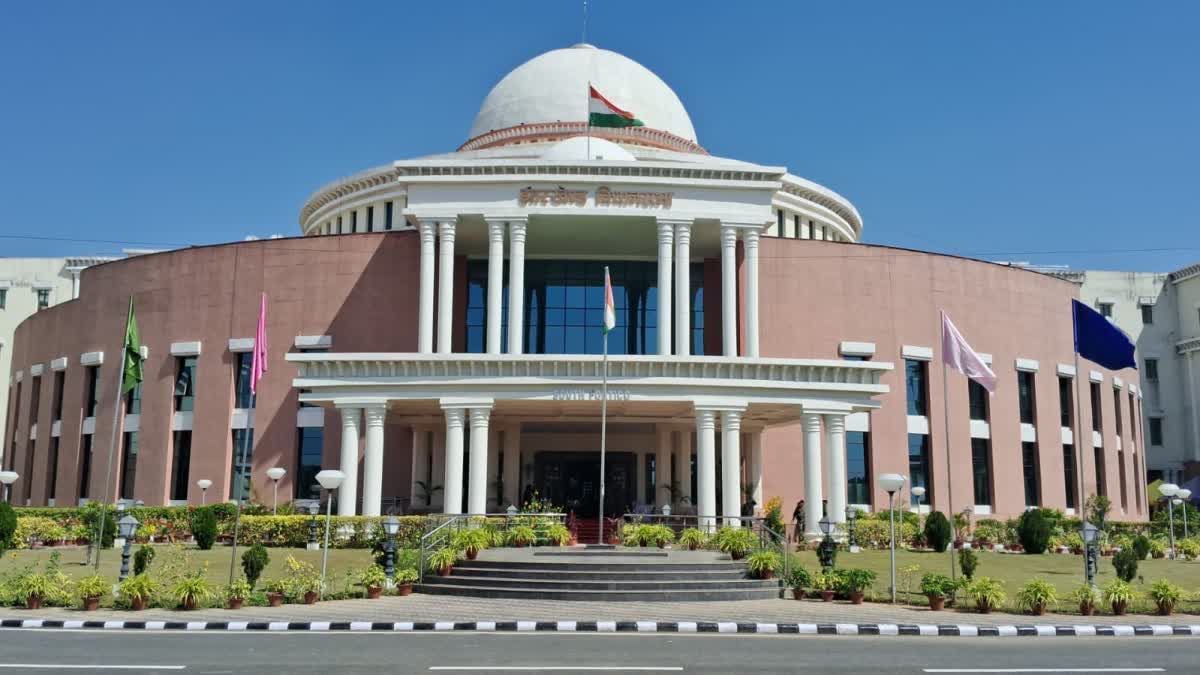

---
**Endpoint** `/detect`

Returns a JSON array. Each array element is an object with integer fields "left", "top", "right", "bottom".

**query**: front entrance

[{"left": 533, "top": 452, "right": 636, "bottom": 518}]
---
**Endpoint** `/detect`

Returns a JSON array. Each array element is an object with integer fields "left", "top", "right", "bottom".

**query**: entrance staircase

[{"left": 417, "top": 547, "right": 782, "bottom": 601}]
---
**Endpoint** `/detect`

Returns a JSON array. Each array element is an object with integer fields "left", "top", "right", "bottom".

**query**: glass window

[
  {"left": 1062, "top": 444, "right": 1077, "bottom": 510},
  {"left": 1022, "top": 442, "right": 1040, "bottom": 507},
  {"left": 1090, "top": 382, "right": 1102, "bottom": 433},
  {"left": 792, "top": 214, "right": 800, "bottom": 239},
  {"left": 843, "top": 354, "right": 869, "bottom": 362},
  {"left": 1149, "top": 417, "right": 1163, "bottom": 445},
  {"left": 1140, "top": 304, "right": 1153, "bottom": 324},
  {"left": 78, "top": 434, "right": 93, "bottom": 499},
  {"left": 51, "top": 371, "right": 64, "bottom": 421},
  {"left": 85, "top": 366, "right": 100, "bottom": 417},
  {"left": 644, "top": 454, "right": 655, "bottom": 505},
  {"left": 171, "top": 430, "right": 192, "bottom": 501},
  {"left": 970, "top": 438, "right": 992, "bottom": 507},
  {"left": 119, "top": 431, "right": 138, "bottom": 500},
  {"left": 907, "top": 434, "right": 931, "bottom": 507},
  {"left": 905, "top": 359, "right": 928, "bottom": 416},
  {"left": 776, "top": 209, "right": 784, "bottom": 233},
  {"left": 691, "top": 267, "right": 704, "bottom": 356},
  {"left": 1118, "top": 450, "right": 1128, "bottom": 511},
  {"left": 1134, "top": 452, "right": 1143, "bottom": 510},
  {"left": 385, "top": 202, "right": 393, "bottom": 230},
  {"left": 1058, "top": 377, "right": 1073, "bottom": 427},
  {"left": 1112, "top": 388, "right": 1123, "bottom": 435},
  {"left": 351, "top": 210, "right": 358, "bottom": 232},
  {"left": 230, "top": 428, "right": 254, "bottom": 502},
  {"left": 0, "top": 288, "right": 6, "bottom": 309},
  {"left": 125, "top": 380, "right": 142, "bottom": 415},
  {"left": 846, "top": 431, "right": 871, "bottom": 506},
  {"left": 1129, "top": 393, "right": 1136, "bottom": 441},
  {"left": 296, "top": 427, "right": 324, "bottom": 500},
  {"left": 174, "top": 357, "right": 197, "bottom": 412},
  {"left": 1018, "top": 371, "right": 1036, "bottom": 424},
  {"left": 367, "top": 205, "right": 375, "bottom": 232},
  {"left": 36, "top": 289, "right": 50, "bottom": 310},
  {"left": 1145, "top": 358, "right": 1158, "bottom": 380},
  {"left": 968, "top": 380, "right": 989, "bottom": 421},
  {"left": 1094, "top": 447, "right": 1107, "bottom": 497},
  {"left": 28, "top": 376, "right": 40, "bottom": 425},
  {"left": 46, "top": 437, "right": 59, "bottom": 500},
  {"left": 234, "top": 352, "right": 254, "bottom": 408},
  {"left": 1098, "top": 302, "right": 1113, "bottom": 318}
]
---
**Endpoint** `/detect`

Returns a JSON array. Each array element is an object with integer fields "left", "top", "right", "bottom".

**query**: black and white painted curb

[{"left": 2, "top": 618, "right": 1198, "bottom": 636}]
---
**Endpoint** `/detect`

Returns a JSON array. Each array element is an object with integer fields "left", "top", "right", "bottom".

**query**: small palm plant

[
  {"left": 1148, "top": 579, "right": 1184, "bottom": 616},
  {"left": 1073, "top": 584, "right": 1100, "bottom": 616},
  {"left": 1015, "top": 578, "right": 1058, "bottom": 616},
  {"left": 1102, "top": 578, "right": 1136, "bottom": 615},
  {"left": 678, "top": 528, "right": 707, "bottom": 551},
  {"left": 745, "top": 550, "right": 780, "bottom": 579},
  {"left": 965, "top": 577, "right": 1006, "bottom": 614}
]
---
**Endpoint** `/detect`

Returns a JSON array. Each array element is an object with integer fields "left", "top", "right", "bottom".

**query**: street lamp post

[
  {"left": 878, "top": 473, "right": 906, "bottom": 605},
  {"left": 315, "top": 470, "right": 346, "bottom": 600},
  {"left": 0, "top": 471, "right": 18, "bottom": 503},
  {"left": 196, "top": 479, "right": 212, "bottom": 506},
  {"left": 1178, "top": 489, "right": 1192, "bottom": 540},
  {"left": 911, "top": 485, "right": 926, "bottom": 513},
  {"left": 1082, "top": 521, "right": 1099, "bottom": 588},
  {"left": 817, "top": 516, "right": 836, "bottom": 572},
  {"left": 382, "top": 515, "right": 400, "bottom": 588},
  {"left": 845, "top": 505, "right": 859, "bottom": 552},
  {"left": 266, "top": 468, "right": 286, "bottom": 516},
  {"left": 306, "top": 502, "right": 320, "bottom": 551},
  {"left": 1159, "top": 483, "right": 1179, "bottom": 559},
  {"left": 117, "top": 514, "right": 139, "bottom": 582}
]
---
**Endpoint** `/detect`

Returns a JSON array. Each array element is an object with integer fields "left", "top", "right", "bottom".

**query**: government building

[{"left": 2, "top": 45, "right": 1150, "bottom": 533}]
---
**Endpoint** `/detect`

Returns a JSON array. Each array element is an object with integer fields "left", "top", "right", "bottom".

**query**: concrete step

[
  {"left": 423, "top": 575, "right": 776, "bottom": 592},
  {"left": 448, "top": 566, "right": 748, "bottom": 581},
  {"left": 460, "top": 560, "right": 745, "bottom": 572},
  {"left": 415, "top": 583, "right": 783, "bottom": 602}
]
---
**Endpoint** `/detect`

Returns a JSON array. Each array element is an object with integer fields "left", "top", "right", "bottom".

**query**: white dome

[
  {"left": 468, "top": 44, "right": 697, "bottom": 144},
  {"left": 540, "top": 136, "right": 635, "bottom": 162}
]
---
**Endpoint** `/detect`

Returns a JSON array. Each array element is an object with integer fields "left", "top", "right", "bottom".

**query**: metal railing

[
  {"left": 618, "top": 513, "right": 790, "bottom": 584},
  {"left": 417, "top": 512, "right": 567, "bottom": 584}
]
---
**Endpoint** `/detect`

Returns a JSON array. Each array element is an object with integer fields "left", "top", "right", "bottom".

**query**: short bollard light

[
  {"left": 845, "top": 505, "right": 859, "bottom": 551},
  {"left": 307, "top": 502, "right": 321, "bottom": 551},
  {"left": 817, "top": 516, "right": 837, "bottom": 571},
  {"left": 1179, "top": 488, "right": 1192, "bottom": 540},
  {"left": 1082, "top": 521, "right": 1099, "bottom": 588},
  {"left": 382, "top": 515, "right": 401, "bottom": 588},
  {"left": 117, "top": 514, "right": 139, "bottom": 582}
]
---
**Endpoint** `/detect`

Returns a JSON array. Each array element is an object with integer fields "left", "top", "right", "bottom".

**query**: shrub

[
  {"left": 190, "top": 507, "right": 218, "bottom": 550},
  {"left": 428, "top": 546, "right": 460, "bottom": 574},
  {"left": 1131, "top": 534, "right": 1151, "bottom": 561},
  {"left": 118, "top": 573, "right": 158, "bottom": 605},
  {"left": 284, "top": 555, "right": 323, "bottom": 595},
  {"left": 920, "top": 573, "right": 957, "bottom": 599},
  {"left": 965, "top": 577, "right": 1006, "bottom": 612},
  {"left": 12, "top": 517, "right": 68, "bottom": 548},
  {"left": 171, "top": 570, "right": 214, "bottom": 608},
  {"left": 506, "top": 525, "right": 536, "bottom": 547},
  {"left": 359, "top": 565, "right": 387, "bottom": 589},
  {"left": 714, "top": 527, "right": 756, "bottom": 558},
  {"left": 746, "top": 550, "right": 780, "bottom": 578},
  {"left": 133, "top": 544, "right": 155, "bottom": 576},
  {"left": 226, "top": 578, "right": 252, "bottom": 601},
  {"left": 958, "top": 547, "right": 978, "bottom": 579},
  {"left": 1111, "top": 548, "right": 1138, "bottom": 582},
  {"left": 763, "top": 496, "right": 786, "bottom": 538},
  {"left": 971, "top": 519, "right": 1007, "bottom": 544},
  {"left": 241, "top": 543, "right": 269, "bottom": 589},
  {"left": 451, "top": 528, "right": 490, "bottom": 555},
  {"left": 1072, "top": 583, "right": 1100, "bottom": 610},
  {"left": 1102, "top": 578, "right": 1136, "bottom": 611},
  {"left": 1148, "top": 579, "right": 1184, "bottom": 614},
  {"left": 0, "top": 502, "right": 16, "bottom": 552},
  {"left": 1016, "top": 509, "right": 1053, "bottom": 554},
  {"left": 678, "top": 528, "right": 707, "bottom": 550},
  {"left": 544, "top": 523, "right": 572, "bottom": 546},
  {"left": 395, "top": 567, "right": 419, "bottom": 585},
  {"left": 76, "top": 574, "right": 109, "bottom": 602},
  {"left": 840, "top": 568, "right": 877, "bottom": 594},
  {"left": 1015, "top": 578, "right": 1058, "bottom": 614},
  {"left": 923, "top": 511, "right": 952, "bottom": 552},
  {"left": 785, "top": 565, "right": 813, "bottom": 590},
  {"left": 620, "top": 523, "right": 643, "bottom": 546}
]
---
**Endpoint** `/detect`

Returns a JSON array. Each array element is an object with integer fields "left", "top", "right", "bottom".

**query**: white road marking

[
  {"left": 430, "top": 669, "right": 683, "bottom": 672},
  {"left": 0, "top": 666, "right": 185, "bottom": 671},
  {"left": 923, "top": 669, "right": 1165, "bottom": 673}
]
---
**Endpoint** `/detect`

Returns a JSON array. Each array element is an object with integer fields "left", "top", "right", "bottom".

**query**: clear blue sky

[{"left": 1, "top": 1, "right": 1196, "bottom": 271}]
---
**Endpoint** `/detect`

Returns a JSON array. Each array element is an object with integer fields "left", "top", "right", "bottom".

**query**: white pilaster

[
  {"left": 507, "top": 220, "right": 527, "bottom": 354},
  {"left": 410, "top": 427, "right": 430, "bottom": 508},
  {"left": 418, "top": 221, "right": 437, "bottom": 353},
  {"left": 721, "top": 410, "right": 743, "bottom": 528},
  {"left": 361, "top": 405, "right": 386, "bottom": 517},
  {"left": 748, "top": 430, "right": 763, "bottom": 508},
  {"left": 486, "top": 220, "right": 506, "bottom": 354},
  {"left": 673, "top": 221, "right": 692, "bottom": 356},
  {"left": 744, "top": 228, "right": 760, "bottom": 358},
  {"left": 720, "top": 225, "right": 738, "bottom": 357},
  {"left": 467, "top": 407, "right": 491, "bottom": 515},
  {"left": 824, "top": 414, "right": 847, "bottom": 524},
  {"left": 802, "top": 412, "right": 823, "bottom": 538},
  {"left": 695, "top": 409, "right": 717, "bottom": 531},
  {"left": 677, "top": 429, "right": 693, "bottom": 507},
  {"left": 437, "top": 220, "right": 457, "bottom": 354},
  {"left": 656, "top": 220, "right": 674, "bottom": 355},
  {"left": 430, "top": 428, "right": 445, "bottom": 509},
  {"left": 655, "top": 427, "right": 673, "bottom": 508},
  {"left": 337, "top": 407, "right": 361, "bottom": 516},
  {"left": 356, "top": 206, "right": 367, "bottom": 233},
  {"left": 442, "top": 408, "right": 465, "bottom": 514},
  {"left": 502, "top": 423, "right": 521, "bottom": 507},
  {"left": 487, "top": 427, "right": 501, "bottom": 508}
]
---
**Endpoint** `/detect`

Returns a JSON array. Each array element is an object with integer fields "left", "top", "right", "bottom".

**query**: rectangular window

[
  {"left": 337, "top": 216, "right": 344, "bottom": 234},
  {"left": 1149, "top": 417, "right": 1163, "bottom": 445},
  {"left": 351, "top": 210, "right": 358, "bottom": 232},
  {"left": 1094, "top": 447, "right": 1107, "bottom": 497},
  {"left": 367, "top": 205, "right": 375, "bottom": 232},
  {"left": 1089, "top": 382, "right": 1103, "bottom": 432},
  {"left": 1022, "top": 442, "right": 1041, "bottom": 507},
  {"left": 1018, "top": 371, "right": 1037, "bottom": 424},
  {"left": 970, "top": 437, "right": 992, "bottom": 507},
  {"left": 78, "top": 434, "right": 93, "bottom": 499},
  {"left": 119, "top": 431, "right": 138, "bottom": 500},
  {"left": 907, "top": 433, "right": 931, "bottom": 507},
  {"left": 968, "top": 380, "right": 989, "bottom": 421},
  {"left": 1112, "top": 388, "right": 1123, "bottom": 435},
  {"left": 385, "top": 202, "right": 393, "bottom": 230},
  {"left": 1098, "top": 302, "right": 1113, "bottom": 317},
  {"left": 234, "top": 352, "right": 254, "bottom": 408},
  {"left": 124, "top": 381, "right": 142, "bottom": 415},
  {"left": 296, "top": 427, "right": 324, "bottom": 500},
  {"left": 792, "top": 214, "right": 800, "bottom": 239},
  {"left": 1059, "top": 377, "right": 1073, "bottom": 427},
  {"left": 28, "top": 376, "right": 41, "bottom": 426},
  {"left": 230, "top": 428, "right": 254, "bottom": 502},
  {"left": 1129, "top": 393, "right": 1136, "bottom": 441},
  {"left": 51, "top": 371, "right": 65, "bottom": 421},
  {"left": 776, "top": 209, "right": 784, "bottom": 234},
  {"left": 1141, "top": 304, "right": 1153, "bottom": 325},
  {"left": 644, "top": 454, "right": 655, "bottom": 505},
  {"left": 1118, "top": 450, "right": 1128, "bottom": 511},
  {"left": 174, "top": 357, "right": 197, "bottom": 412},
  {"left": 1134, "top": 453, "right": 1143, "bottom": 510},
  {"left": 846, "top": 431, "right": 871, "bottom": 506},
  {"left": 171, "top": 430, "right": 192, "bottom": 501},
  {"left": 46, "top": 437, "right": 59, "bottom": 499},
  {"left": 1145, "top": 358, "right": 1158, "bottom": 380},
  {"left": 1063, "top": 444, "right": 1077, "bottom": 510},
  {"left": 36, "top": 289, "right": 50, "bottom": 310},
  {"left": 0, "top": 288, "right": 6, "bottom": 309},
  {"left": 905, "top": 359, "right": 928, "bottom": 416}
]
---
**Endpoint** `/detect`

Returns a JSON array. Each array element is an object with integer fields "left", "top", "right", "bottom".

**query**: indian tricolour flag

[
  {"left": 589, "top": 86, "right": 644, "bottom": 129},
  {"left": 602, "top": 266, "right": 616, "bottom": 334}
]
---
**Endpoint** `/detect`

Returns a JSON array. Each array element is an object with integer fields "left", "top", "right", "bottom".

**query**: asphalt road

[{"left": 0, "top": 630, "right": 1196, "bottom": 674}]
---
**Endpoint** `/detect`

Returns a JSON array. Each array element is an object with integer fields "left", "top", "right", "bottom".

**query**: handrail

[{"left": 417, "top": 512, "right": 568, "bottom": 585}]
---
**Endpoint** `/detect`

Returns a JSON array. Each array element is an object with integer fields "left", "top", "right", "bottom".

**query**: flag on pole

[
  {"left": 602, "top": 267, "right": 616, "bottom": 334},
  {"left": 589, "top": 86, "right": 644, "bottom": 129},
  {"left": 1072, "top": 299, "right": 1136, "bottom": 370},
  {"left": 941, "top": 310, "right": 997, "bottom": 393},
  {"left": 250, "top": 292, "right": 268, "bottom": 394},
  {"left": 121, "top": 298, "right": 142, "bottom": 395}
]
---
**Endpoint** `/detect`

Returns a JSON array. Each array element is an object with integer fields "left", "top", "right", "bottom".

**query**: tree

[
  {"left": 1086, "top": 494, "right": 1112, "bottom": 529},
  {"left": 241, "top": 543, "right": 270, "bottom": 589},
  {"left": 1017, "top": 509, "right": 1053, "bottom": 554},
  {"left": 1112, "top": 547, "right": 1138, "bottom": 582},
  {"left": 923, "top": 511, "right": 952, "bottom": 552},
  {"left": 958, "top": 546, "right": 979, "bottom": 579},
  {"left": 191, "top": 506, "right": 218, "bottom": 550},
  {"left": 0, "top": 502, "right": 16, "bottom": 553}
]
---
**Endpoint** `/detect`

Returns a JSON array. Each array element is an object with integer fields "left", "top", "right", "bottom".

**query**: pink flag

[
  {"left": 250, "top": 292, "right": 267, "bottom": 394},
  {"left": 941, "top": 310, "right": 997, "bottom": 393}
]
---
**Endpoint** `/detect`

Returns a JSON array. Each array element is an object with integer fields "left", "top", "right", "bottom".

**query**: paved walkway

[{"left": 6, "top": 595, "right": 1198, "bottom": 627}]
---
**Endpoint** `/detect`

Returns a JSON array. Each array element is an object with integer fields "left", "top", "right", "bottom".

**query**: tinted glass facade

[
  {"left": 175, "top": 357, "right": 197, "bottom": 412},
  {"left": 230, "top": 429, "right": 254, "bottom": 502},
  {"left": 971, "top": 437, "right": 992, "bottom": 506},
  {"left": 119, "top": 431, "right": 138, "bottom": 499},
  {"left": 905, "top": 360, "right": 928, "bottom": 416},
  {"left": 968, "top": 380, "right": 989, "bottom": 421},
  {"left": 1062, "top": 443, "right": 1077, "bottom": 510},
  {"left": 1022, "top": 441, "right": 1040, "bottom": 507},
  {"left": 171, "top": 430, "right": 192, "bottom": 502},
  {"left": 1059, "top": 377, "right": 1073, "bottom": 427},
  {"left": 296, "top": 427, "right": 324, "bottom": 500},
  {"left": 907, "top": 433, "right": 930, "bottom": 507},
  {"left": 1018, "top": 371, "right": 1036, "bottom": 424},
  {"left": 235, "top": 352, "right": 255, "bottom": 409},
  {"left": 846, "top": 431, "right": 871, "bottom": 506}
]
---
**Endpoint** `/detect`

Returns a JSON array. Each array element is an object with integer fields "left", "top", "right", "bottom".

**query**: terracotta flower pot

[
  {"left": 1112, "top": 600, "right": 1127, "bottom": 616},
  {"left": 1157, "top": 601, "right": 1173, "bottom": 616},
  {"left": 397, "top": 583, "right": 413, "bottom": 596},
  {"left": 978, "top": 604, "right": 992, "bottom": 614},
  {"left": 438, "top": 565, "right": 453, "bottom": 577},
  {"left": 131, "top": 596, "right": 147, "bottom": 611},
  {"left": 1079, "top": 601, "right": 1094, "bottom": 616},
  {"left": 514, "top": 541, "right": 526, "bottom": 549},
  {"left": 687, "top": 543, "right": 699, "bottom": 551},
  {"left": 820, "top": 590, "right": 835, "bottom": 602},
  {"left": 791, "top": 588, "right": 805, "bottom": 600},
  {"left": 267, "top": 592, "right": 284, "bottom": 607},
  {"left": 182, "top": 598, "right": 197, "bottom": 611},
  {"left": 367, "top": 586, "right": 382, "bottom": 600},
  {"left": 657, "top": 542, "right": 665, "bottom": 549},
  {"left": 466, "top": 549, "right": 478, "bottom": 561},
  {"left": 927, "top": 595, "right": 945, "bottom": 611},
  {"left": 82, "top": 596, "right": 101, "bottom": 612},
  {"left": 849, "top": 591, "right": 865, "bottom": 605},
  {"left": 730, "top": 551, "right": 745, "bottom": 561},
  {"left": 227, "top": 598, "right": 244, "bottom": 610},
  {"left": 758, "top": 569, "right": 774, "bottom": 580},
  {"left": 1031, "top": 602, "right": 1046, "bottom": 616},
  {"left": 25, "top": 595, "right": 42, "bottom": 610},
  {"left": 303, "top": 591, "right": 318, "bottom": 605}
]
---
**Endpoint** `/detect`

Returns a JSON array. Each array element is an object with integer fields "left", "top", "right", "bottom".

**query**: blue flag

[{"left": 1072, "top": 299, "right": 1136, "bottom": 370}]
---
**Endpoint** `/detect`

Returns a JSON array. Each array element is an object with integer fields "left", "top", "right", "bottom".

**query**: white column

[
  {"left": 655, "top": 426, "right": 673, "bottom": 508},
  {"left": 487, "top": 427, "right": 501, "bottom": 508},
  {"left": 802, "top": 412, "right": 823, "bottom": 539},
  {"left": 70, "top": 270, "right": 80, "bottom": 299},
  {"left": 437, "top": 220, "right": 457, "bottom": 354},
  {"left": 467, "top": 407, "right": 491, "bottom": 515},
  {"left": 442, "top": 408, "right": 465, "bottom": 514},
  {"left": 656, "top": 220, "right": 674, "bottom": 355},
  {"left": 748, "top": 429, "right": 763, "bottom": 508},
  {"left": 356, "top": 206, "right": 367, "bottom": 233},
  {"left": 507, "top": 220, "right": 527, "bottom": 354},
  {"left": 677, "top": 429, "right": 693, "bottom": 507},
  {"left": 486, "top": 220, "right": 506, "bottom": 354},
  {"left": 430, "top": 428, "right": 445, "bottom": 509},
  {"left": 502, "top": 423, "right": 521, "bottom": 507},
  {"left": 337, "top": 407, "right": 361, "bottom": 516},
  {"left": 418, "top": 221, "right": 437, "bottom": 353},
  {"left": 410, "top": 427, "right": 430, "bottom": 508},
  {"left": 721, "top": 410, "right": 743, "bottom": 528},
  {"left": 695, "top": 409, "right": 717, "bottom": 531},
  {"left": 720, "top": 225, "right": 738, "bottom": 357},
  {"left": 673, "top": 221, "right": 692, "bottom": 356},
  {"left": 824, "top": 414, "right": 847, "bottom": 525},
  {"left": 361, "top": 405, "right": 386, "bottom": 517},
  {"left": 744, "top": 228, "right": 760, "bottom": 358}
]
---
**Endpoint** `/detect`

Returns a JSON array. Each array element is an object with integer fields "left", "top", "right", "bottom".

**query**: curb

[{"left": 2, "top": 618, "right": 1198, "bottom": 636}]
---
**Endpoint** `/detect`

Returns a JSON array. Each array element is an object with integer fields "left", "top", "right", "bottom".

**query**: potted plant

[
  {"left": 507, "top": 525, "right": 536, "bottom": 548},
  {"left": 965, "top": 577, "right": 1006, "bottom": 614},
  {"left": 451, "top": 529, "right": 489, "bottom": 560},
  {"left": 76, "top": 574, "right": 109, "bottom": 612},
  {"left": 545, "top": 523, "right": 572, "bottom": 547},
  {"left": 816, "top": 572, "right": 837, "bottom": 602},
  {"left": 1149, "top": 539, "right": 1167, "bottom": 559},
  {"left": 18, "top": 572, "right": 55, "bottom": 610},
  {"left": 284, "top": 555, "right": 323, "bottom": 604},
  {"left": 920, "top": 573, "right": 956, "bottom": 611},
  {"left": 1073, "top": 584, "right": 1100, "bottom": 616},
  {"left": 746, "top": 550, "right": 780, "bottom": 580},
  {"left": 649, "top": 525, "right": 675, "bottom": 549},
  {"left": 785, "top": 567, "right": 812, "bottom": 600},
  {"left": 1015, "top": 578, "right": 1058, "bottom": 616},
  {"left": 118, "top": 573, "right": 158, "bottom": 611},
  {"left": 678, "top": 528, "right": 706, "bottom": 551},
  {"left": 394, "top": 567, "right": 418, "bottom": 596},
  {"left": 360, "top": 565, "right": 387, "bottom": 599},
  {"left": 171, "top": 570, "right": 214, "bottom": 611},
  {"left": 226, "top": 578, "right": 252, "bottom": 610},
  {"left": 1103, "top": 579, "right": 1135, "bottom": 615},
  {"left": 841, "top": 568, "right": 877, "bottom": 605},
  {"left": 264, "top": 578, "right": 289, "bottom": 607},
  {"left": 715, "top": 528, "right": 755, "bottom": 560},
  {"left": 1148, "top": 579, "right": 1183, "bottom": 616},
  {"left": 429, "top": 546, "right": 460, "bottom": 577}
]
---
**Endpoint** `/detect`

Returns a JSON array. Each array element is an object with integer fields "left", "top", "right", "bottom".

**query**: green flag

[{"left": 121, "top": 298, "right": 142, "bottom": 395}]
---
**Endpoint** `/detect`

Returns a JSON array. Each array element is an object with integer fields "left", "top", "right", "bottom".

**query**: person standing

[{"left": 792, "top": 499, "right": 806, "bottom": 543}]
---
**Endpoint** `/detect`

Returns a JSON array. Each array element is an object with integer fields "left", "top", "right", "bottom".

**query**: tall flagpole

[
  {"left": 228, "top": 403, "right": 253, "bottom": 583},
  {"left": 597, "top": 267, "right": 610, "bottom": 544},
  {"left": 1072, "top": 324, "right": 1090, "bottom": 585},
  {"left": 939, "top": 311, "right": 956, "bottom": 581},
  {"left": 95, "top": 296, "right": 132, "bottom": 570},
  {"left": 586, "top": 81, "right": 592, "bottom": 161}
]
